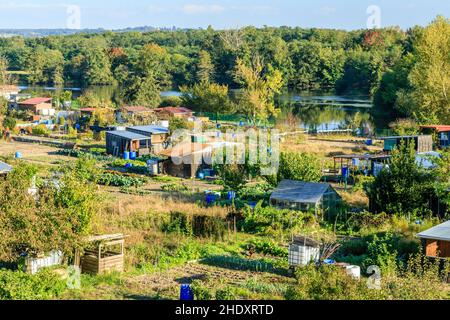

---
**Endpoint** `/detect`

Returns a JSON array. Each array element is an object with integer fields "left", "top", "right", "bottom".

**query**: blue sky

[{"left": 0, "top": 0, "right": 448, "bottom": 30}]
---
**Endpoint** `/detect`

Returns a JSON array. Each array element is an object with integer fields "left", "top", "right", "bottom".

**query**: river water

[{"left": 18, "top": 86, "right": 384, "bottom": 133}]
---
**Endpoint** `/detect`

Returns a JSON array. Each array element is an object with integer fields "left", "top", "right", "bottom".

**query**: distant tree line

[{"left": 0, "top": 16, "right": 448, "bottom": 124}]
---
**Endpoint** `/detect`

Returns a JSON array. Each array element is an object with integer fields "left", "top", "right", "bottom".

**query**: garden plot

[{"left": 0, "top": 140, "right": 69, "bottom": 165}]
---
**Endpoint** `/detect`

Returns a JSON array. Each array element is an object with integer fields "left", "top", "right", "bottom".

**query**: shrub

[
  {"left": 215, "top": 287, "right": 236, "bottom": 300},
  {"left": 162, "top": 211, "right": 192, "bottom": 236},
  {"left": 191, "top": 280, "right": 213, "bottom": 300},
  {"left": 2, "top": 117, "right": 16, "bottom": 130},
  {"left": 242, "top": 202, "right": 316, "bottom": 235},
  {"left": 248, "top": 239, "right": 288, "bottom": 257},
  {"left": 265, "top": 152, "right": 322, "bottom": 186},
  {"left": 161, "top": 183, "right": 189, "bottom": 192},
  {"left": 0, "top": 269, "right": 66, "bottom": 300},
  {"left": 97, "top": 173, "right": 145, "bottom": 187},
  {"left": 32, "top": 124, "right": 49, "bottom": 137},
  {"left": 363, "top": 233, "right": 398, "bottom": 275}
]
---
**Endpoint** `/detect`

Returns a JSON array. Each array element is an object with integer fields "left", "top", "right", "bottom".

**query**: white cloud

[{"left": 182, "top": 4, "right": 225, "bottom": 15}]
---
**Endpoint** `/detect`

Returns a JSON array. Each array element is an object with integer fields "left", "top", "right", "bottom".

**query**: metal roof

[
  {"left": 417, "top": 221, "right": 450, "bottom": 242},
  {"left": 127, "top": 125, "right": 169, "bottom": 134},
  {"left": 106, "top": 130, "right": 150, "bottom": 140},
  {"left": 270, "top": 180, "right": 334, "bottom": 204},
  {"left": 0, "top": 161, "right": 13, "bottom": 173}
]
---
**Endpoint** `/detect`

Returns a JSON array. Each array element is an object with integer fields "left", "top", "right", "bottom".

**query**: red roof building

[
  {"left": 122, "top": 106, "right": 153, "bottom": 114},
  {"left": 420, "top": 125, "right": 450, "bottom": 148},
  {"left": 17, "top": 97, "right": 53, "bottom": 115},
  {"left": 155, "top": 106, "right": 194, "bottom": 119}
]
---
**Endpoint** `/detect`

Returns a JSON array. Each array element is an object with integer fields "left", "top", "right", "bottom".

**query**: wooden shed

[
  {"left": 381, "top": 135, "right": 433, "bottom": 153},
  {"left": 160, "top": 142, "right": 212, "bottom": 178},
  {"left": 417, "top": 221, "right": 450, "bottom": 258},
  {"left": 126, "top": 125, "right": 170, "bottom": 154},
  {"left": 420, "top": 125, "right": 450, "bottom": 148},
  {"left": 75, "top": 234, "right": 125, "bottom": 275},
  {"left": 106, "top": 130, "right": 152, "bottom": 157}
]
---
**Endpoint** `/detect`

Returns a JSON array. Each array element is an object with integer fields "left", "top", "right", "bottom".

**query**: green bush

[
  {"left": 248, "top": 239, "right": 288, "bottom": 257},
  {"left": 265, "top": 152, "right": 322, "bottom": 186},
  {"left": 97, "top": 173, "right": 145, "bottom": 187},
  {"left": 191, "top": 280, "right": 213, "bottom": 300},
  {"left": 0, "top": 269, "right": 65, "bottom": 300},
  {"left": 161, "top": 183, "right": 189, "bottom": 192},
  {"left": 215, "top": 287, "right": 236, "bottom": 300},
  {"left": 162, "top": 211, "right": 192, "bottom": 236},
  {"left": 32, "top": 124, "right": 50, "bottom": 137},
  {"left": 242, "top": 202, "right": 315, "bottom": 235}
]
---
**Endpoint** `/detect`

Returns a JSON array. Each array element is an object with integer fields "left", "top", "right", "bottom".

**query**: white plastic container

[
  {"left": 159, "top": 120, "right": 169, "bottom": 128},
  {"left": 346, "top": 265, "right": 361, "bottom": 279},
  {"left": 288, "top": 244, "right": 320, "bottom": 266}
]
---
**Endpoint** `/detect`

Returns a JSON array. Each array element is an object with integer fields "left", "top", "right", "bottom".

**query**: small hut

[
  {"left": 75, "top": 234, "right": 125, "bottom": 275},
  {"left": 270, "top": 180, "right": 342, "bottom": 218},
  {"left": 381, "top": 135, "right": 433, "bottom": 153},
  {"left": 417, "top": 221, "right": 450, "bottom": 258},
  {"left": 420, "top": 125, "right": 450, "bottom": 148},
  {"left": 105, "top": 130, "right": 152, "bottom": 157},
  {"left": 288, "top": 236, "right": 320, "bottom": 267}
]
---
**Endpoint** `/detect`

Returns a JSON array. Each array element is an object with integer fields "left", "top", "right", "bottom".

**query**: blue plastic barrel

[
  {"left": 342, "top": 166, "right": 350, "bottom": 178},
  {"left": 227, "top": 191, "right": 236, "bottom": 200},
  {"left": 198, "top": 172, "right": 205, "bottom": 180},
  {"left": 205, "top": 193, "right": 216, "bottom": 205},
  {"left": 248, "top": 201, "right": 257, "bottom": 210},
  {"left": 216, "top": 123, "right": 221, "bottom": 129},
  {"left": 123, "top": 151, "right": 130, "bottom": 160},
  {"left": 180, "top": 284, "right": 194, "bottom": 300},
  {"left": 366, "top": 139, "right": 373, "bottom": 146},
  {"left": 15, "top": 151, "right": 22, "bottom": 159},
  {"left": 239, "top": 121, "right": 245, "bottom": 127},
  {"left": 130, "top": 151, "right": 137, "bottom": 160},
  {"left": 75, "top": 124, "right": 81, "bottom": 130},
  {"left": 125, "top": 163, "right": 133, "bottom": 168}
]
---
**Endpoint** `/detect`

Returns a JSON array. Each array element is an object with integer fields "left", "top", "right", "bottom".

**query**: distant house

[
  {"left": 17, "top": 97, "right": 54, "bottom": 116},
  {"left": 0, "top": 85, "right": 19, "bottom": 100},
  {"left": 105, "top": 130, "right": 152, "bottom": 157},
  {"left": 381, "top": 135, "right": 433, "bottom": 153},
  {"left": 420, "top": 125, "right": 450, "bottom": 148},
  {"left": 126, "top": 125, "right": 170, "bottom": 153},
  {"left": 116, "top": 106, "right": 154, "bottom": 123},
  {"left": 155, "top": 106, "right": 194, "bottom": 119},
  {"left": 0, "top": 161, "right": 13, "bottom": 176},
  {"left": 160, "top": 142, "right": 213, "bottom": 178},
  {"left": 417, "top": 221, "right": 450, "bottom": 259},
  {"left": 270, "top": 180, "right": 342, "bottom": 218}
]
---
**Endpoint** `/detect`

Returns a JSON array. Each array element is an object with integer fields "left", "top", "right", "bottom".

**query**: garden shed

[
  {"left": 270, "top": 180, "right": 342, "bottom": 218},
  {"left": 105, "top": 130, "right": 152, "bottom": 157},
  {"left": 417, "top": 221, "right": 450, "bottom": 258},
  {"left": 420, "top": 125, "right": 450, "bottom": 148},
  {"left": 75, "top": 234, "right": 126, "bottom": 275},
  {"left": 126, "top": 125, "right": 169, "bottom": 154},
  {"left": 381, "top": 135, "right": 433, "bottom": 153}
]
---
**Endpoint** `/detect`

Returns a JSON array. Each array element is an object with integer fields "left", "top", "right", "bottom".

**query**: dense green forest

[{"left": 0, "top": 16, "right": 448, "bottom": 123}]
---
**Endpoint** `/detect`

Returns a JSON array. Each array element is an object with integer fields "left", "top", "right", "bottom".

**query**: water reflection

[{"left": 277, "top": 92, "right": 375, "bottom": 135}]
